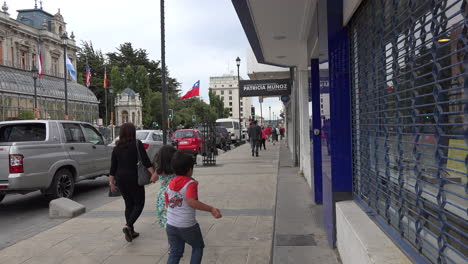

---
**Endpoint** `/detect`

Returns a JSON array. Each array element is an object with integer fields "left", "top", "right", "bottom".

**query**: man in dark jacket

[{"left": 247, "top": 120, "right": 262, "bottom": 157}]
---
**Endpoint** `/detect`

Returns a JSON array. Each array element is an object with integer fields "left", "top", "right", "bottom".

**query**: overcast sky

[{"left": 8, "top": 0, "right": 284, "bottom": 120}]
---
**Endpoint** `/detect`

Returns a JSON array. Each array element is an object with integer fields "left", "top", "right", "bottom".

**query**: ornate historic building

[
  {"left": 115, "top": 88, "right": 143, "bottom": 128},
  {"left": 0, "top": 2, "right": 98, "bottom": 121}
]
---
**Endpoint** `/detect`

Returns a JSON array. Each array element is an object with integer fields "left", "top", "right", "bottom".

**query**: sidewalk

[
  {"left": 0, "top": 143, "right": 279, "bottom": 264},
  {"left": 272, "top": 142, "right": 340, "bottom": 264}
]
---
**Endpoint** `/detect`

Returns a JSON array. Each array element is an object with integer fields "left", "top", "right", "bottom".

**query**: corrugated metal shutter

[{"left": 350, "top": 0, "right": 467, "bottom": 263}]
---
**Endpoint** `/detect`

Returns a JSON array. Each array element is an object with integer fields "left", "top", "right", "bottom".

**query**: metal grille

[{"left": 350, "top": 0, "right": 467, "bottom": 263}]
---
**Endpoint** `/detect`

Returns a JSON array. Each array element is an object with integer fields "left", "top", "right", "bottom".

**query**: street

[{"left": 0, "top": 176, "right": 117, "bottom": 250}]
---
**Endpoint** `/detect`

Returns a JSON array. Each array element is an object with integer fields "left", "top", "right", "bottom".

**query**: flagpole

[{"left": 104, "top": 66, "right": 108, "bottom": 127}]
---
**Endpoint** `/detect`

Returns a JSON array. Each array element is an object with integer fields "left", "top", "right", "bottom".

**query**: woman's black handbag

[{"left": 136, "top": 140, "right": 152, "bottom": 186}]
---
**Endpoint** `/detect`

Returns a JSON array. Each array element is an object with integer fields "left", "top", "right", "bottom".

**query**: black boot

[
  {"left": 130, "top": 226, "right": 139, "bottom": 239},
  {"left": 256, "top": 151, "right": 259, "bottom": 157},
  {"left": 252, "top": 150, "right": 254, "bottom": 156}
]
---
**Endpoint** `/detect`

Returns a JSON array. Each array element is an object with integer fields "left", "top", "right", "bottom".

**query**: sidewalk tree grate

[{"left": 276, "top": 234, "right": 317, "bottom": 246}]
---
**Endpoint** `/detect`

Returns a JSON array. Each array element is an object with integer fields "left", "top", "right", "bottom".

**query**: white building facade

[
  {"left": 115, "top": 88, "right": 143, "bottom": 129},
  {"left": 209, "top": 74, "right": 252, "bottom": 127}
]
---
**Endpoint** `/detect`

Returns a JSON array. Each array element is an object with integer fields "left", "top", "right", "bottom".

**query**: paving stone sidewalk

[{"left": 0, "top": 143, "right": 279, "bottom": 264}]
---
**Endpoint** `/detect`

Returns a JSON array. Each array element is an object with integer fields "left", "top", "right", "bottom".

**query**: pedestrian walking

[
  {"left": 280, "top": 126, "right": 285, "bottom": 140},
  {"left": 165, "top": 151, "right": 222, "bottom": 264},
  {"left": 247, "top": 120, "right": 262, "bottom": 156},
  {"left": 271, "top": 126, "right": 278, "bottom": 144},
  {"left": 261, "top": 126, "right": 267, "bottom": 150},
  {"left": 153, "top": 145, "right": 177, "bottom": 228},
  {"left": 109, "top": 123, "right": 158, "bottom": 242}
]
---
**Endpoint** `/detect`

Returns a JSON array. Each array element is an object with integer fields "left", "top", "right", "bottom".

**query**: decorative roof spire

[
  {"left": 1, "top": 1, "right": 8, "bottom": 13},
  {"left": 70, "top": 31, "right": 75, "bottom": 40},
  {"left": 40, "top": 0, "right": 43, "bottom": 9},
  {"left": 34, "top": 0, "right": 37, "bottom": 9}
]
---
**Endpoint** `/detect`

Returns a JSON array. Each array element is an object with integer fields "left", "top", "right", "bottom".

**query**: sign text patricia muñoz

[{"left": 239, "top": 79, "right": 291, "bottom": 97}]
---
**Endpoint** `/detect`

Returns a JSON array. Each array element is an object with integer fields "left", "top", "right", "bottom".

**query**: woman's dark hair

[
  {"left": 171, "top": 151, "right": 194, "bottom": 176},
  {"left": 117, "top": 123, "right": 136, "bottom": 147},
  {"left": 154, "top": 145, "right": 177, "bottom": 175}
]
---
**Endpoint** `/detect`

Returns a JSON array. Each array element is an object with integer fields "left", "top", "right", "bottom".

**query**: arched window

[
  {"left": 59, "top": 26, "right": 63, "bottom": 35},
  {"left": 132, "top": 112, "right": 136, "bottom": 124},
  {"left": 137, "top": 111, "right": 140, "bottom": 126},
  {"left": 122, "top": 111, "right": 128, "bottom": 124}
]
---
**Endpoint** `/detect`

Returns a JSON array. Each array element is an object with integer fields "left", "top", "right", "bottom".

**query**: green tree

[
  {"left": 110, "top": 66, "right": 124, "bottom": 92},
  {"left": 76, "top": 41, "right": 107, "bottom": 121},
  {"left": 123, "top": 66, "right": 135, "bottom": 89},
  {"left": 208, "top": 88, "right": 229, "bottom": 119},
  {"left": 135, "top": 66, "right": 151, "bottom": 126}
]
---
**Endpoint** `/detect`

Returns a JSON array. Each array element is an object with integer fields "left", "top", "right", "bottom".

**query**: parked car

[
  {"left": 0, "top": 120, "right": 112, "bottom": 203},
  {"left": 216, "top": 126, "right": 231, "bottom": 149},
  {"left": 216, "top": 118, "right": 241, "bottom": 143},
  {"left": 110, "top": 130, "right": 169, "bottom": 161},
  {"left": 195, "top": 125, "right": 222, "bottom": 149},
  {"left": 172, "top": 129, "right": 205, "bottom": 157}
]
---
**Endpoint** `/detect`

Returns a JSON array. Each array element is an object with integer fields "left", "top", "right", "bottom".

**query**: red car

[{"left": 172, "top": 129, "right": 205, "bottom": 156}]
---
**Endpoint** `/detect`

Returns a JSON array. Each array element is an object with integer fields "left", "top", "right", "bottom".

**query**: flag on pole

[
  {"left": 65, "top": 56, "right": 76, "bottom": 80},
  {"left": 103, "top": 67, "right": 109, "bottom": 88},
  {"left": 180, "top": 80, "right": 200, "bottom": 100},
  {"left": 85, "top": 64, "right": 91, "bottom": 88},
  {"left": 37, "top": 48, "right": 43, "bottom": 78}
]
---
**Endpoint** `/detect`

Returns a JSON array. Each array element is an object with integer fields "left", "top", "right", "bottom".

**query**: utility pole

[{"left": 160, "top": 0, "right": 168, "bottom": 144}]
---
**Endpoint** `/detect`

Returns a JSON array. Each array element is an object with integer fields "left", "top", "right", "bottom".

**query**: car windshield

[
  {"left": 136, "top": 132, "right": 149, "bottom": 140},
  {"left": 174, "top": 131, "right": 194, "bottom": 138},
  {"left": 216, "top": 121, "right": 233, "bottom": 128},
  {"left": 0, "top": 123, "right": 47, "bottom": 142}
]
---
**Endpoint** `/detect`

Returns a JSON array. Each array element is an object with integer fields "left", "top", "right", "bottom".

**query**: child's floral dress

[{"left": 156, "top": 174, "right": 176, "bottom": 228}]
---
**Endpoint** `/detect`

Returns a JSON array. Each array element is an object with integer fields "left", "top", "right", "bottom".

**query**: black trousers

[
  {"left": 261, "top": 139, "right": 266, "bottom": 149},
  {"left": 117, "top": 180, "right": 145, "bottom": 229}
]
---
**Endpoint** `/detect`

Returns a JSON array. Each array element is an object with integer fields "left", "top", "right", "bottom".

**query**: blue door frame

[
  {"left": 322, "top": 0, "right": 353, "bottom": 247},
  {"left": 310, "top": 59, "right": 323, "bottom": 204}
]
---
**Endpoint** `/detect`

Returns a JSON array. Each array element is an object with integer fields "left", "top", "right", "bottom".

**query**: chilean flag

[
  {"left": 180, "top": 80, "right": 200, "bottom": 100},
  {"left": 37, "top": 49, "right": 43, "bottom": 78}
]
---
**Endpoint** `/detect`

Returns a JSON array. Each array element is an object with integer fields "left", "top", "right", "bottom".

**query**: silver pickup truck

[{"left": 0, "top": 120, "right": 112, "bottom": 203}]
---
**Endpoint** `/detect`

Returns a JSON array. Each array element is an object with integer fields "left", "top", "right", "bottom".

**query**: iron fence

[{"left": 350, "top": 0, "right": 467, "bottom": 263}]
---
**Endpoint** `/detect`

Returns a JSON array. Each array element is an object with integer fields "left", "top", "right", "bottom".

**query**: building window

[
  {"left": 132, "top": 112, "right": 136, "bottom": 124},
  {"left": 240, "top": 107, "right": 243, "bottom": 112},
  {"left": 229, "top": 85, "right": 232, "bottom": 87},
  {"left": 229, "top": 102, "right": 232, "bottom": 106},
  {"left": 0, "top": 41, "right": 3, "bottom": 65},
  {"left": 20, "top": 51, "right": 27, "bottom": 69},
  {"left": 240, "top": 102, "right": 243, "bottom": 106},
  {"left": 222, "top": 85, "right": 224, "bottom": 87},
  {"left": 52, "top": 57, "right": 59, "bottom": 76},
  {"left": 122, "top": 111, "right": 128, "bottom": 124},
  {"left": 229, "top": 107, "right": 232, "bottom": 111},
  {"left": 229, "top": 90, "right": 232, "bottom": 95},
  {"left": 229, "top": 113, "right": 233, "bottom": 117},
  {"left": 221, "top": 91, "right": 224, "bottom": 95},
  {"left": 229, "top": 96, "right": 232, "bottom": 100},
  {"left": 31, "top": 53, "right": 36, "bottom": 68}
]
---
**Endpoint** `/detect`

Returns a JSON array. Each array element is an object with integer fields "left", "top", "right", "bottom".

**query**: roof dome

[
  {"left": 54, "top": 9, "right": 63, "bottom": 21},
  {"left": 122, "top": 88, "right": 136, "bottom": 97}
]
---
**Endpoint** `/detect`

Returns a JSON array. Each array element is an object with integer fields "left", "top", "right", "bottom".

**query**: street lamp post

[
  {"left": 31, "top": 66, "right": 38, "bottom": 120},
  {"left": 236, "top": 57, "right": 241, "bottom": 143},
  {"left": 61, "top": 32, "right": 69, "bottom": 120},
  {"left": 161, "top": 0, "right": 168, "bottom": 145},
  {"left": 269, "top": 106, "right": 271, "bottom": 125}
]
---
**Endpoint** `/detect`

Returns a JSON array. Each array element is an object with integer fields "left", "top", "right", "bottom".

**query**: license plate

[{"left": 179, "top": 141, "right": 189, "bottom": 145}]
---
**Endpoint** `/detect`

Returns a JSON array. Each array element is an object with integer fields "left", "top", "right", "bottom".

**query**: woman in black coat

[{"left": 109, "top": 123, "right": 158, "bottom": 242}]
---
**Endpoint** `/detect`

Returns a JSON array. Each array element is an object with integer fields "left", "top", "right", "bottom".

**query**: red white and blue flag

[
  {"left": 180, "top": 80, "right": 200, "bottom": 100},
  {"left": 85, "top": 64, "right": 91, "bottom": 88},
  {"left": 37, "top": 48, "right": 43, "bottom": 78}
]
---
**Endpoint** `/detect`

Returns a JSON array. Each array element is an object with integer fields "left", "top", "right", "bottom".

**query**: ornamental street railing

[{"left": 350, "top": 0, "right": 467, "bottom": 263}]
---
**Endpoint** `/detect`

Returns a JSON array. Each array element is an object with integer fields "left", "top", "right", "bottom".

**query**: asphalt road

[{"left": 0, "top": 176, "right": 119, "bottom": 250}]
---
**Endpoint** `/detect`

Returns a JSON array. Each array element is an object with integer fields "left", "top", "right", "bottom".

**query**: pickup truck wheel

[
  {"left": 45, "top": 169, "right": 75, "bottom": 200},
  {"left": 0, "top": 194, "right": 5, "bottom": 203}
]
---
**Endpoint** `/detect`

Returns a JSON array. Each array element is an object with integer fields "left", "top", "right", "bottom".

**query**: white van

[{"left": 216, "top": 118, "right": 241, "bottom": 143}]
